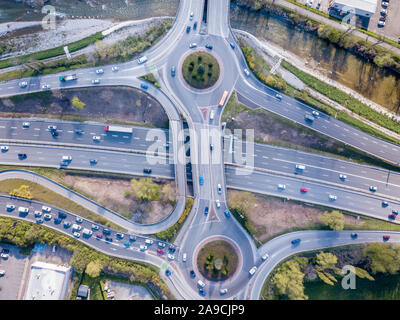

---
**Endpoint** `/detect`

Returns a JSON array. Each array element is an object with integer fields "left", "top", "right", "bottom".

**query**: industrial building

[{"left": 329, "top": 0, "right": 378, "bottom": 29}]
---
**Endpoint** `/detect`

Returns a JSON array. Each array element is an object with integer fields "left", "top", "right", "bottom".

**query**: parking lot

[
  {"left": 369, "top": 0, "right": 400, "bottom": 41},
  {"left": 104, "top": 280, "right": 153, "bottom": 300}
]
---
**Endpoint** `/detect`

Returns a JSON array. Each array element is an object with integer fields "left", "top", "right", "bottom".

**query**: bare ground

[{"left": 62, "top": 174, "right": 176, "bottom": 225}]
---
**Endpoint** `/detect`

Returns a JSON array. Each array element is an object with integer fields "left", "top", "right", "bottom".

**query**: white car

[
  {"left": 96, "top": 69, "right": 104, "bottom": 74},
  {"left": 42, "top": 206, "right": 51, "bottom": 213},
  {"left": 22, "top": 122, "right": 30, "bottom": 128},
  {"left": 339, "top": 174, "right": 347, "bottom": 180},
  {"left": 42, "top": 84, "right": 50, "bottom": 90},
  {"left": 0, "top": 270, "right": 5, "bottom": 276},
  {"left": 43, "top": 213, "right": 52, "bottom": 220},
  {"left": 329, "top": 194, "right": 337, "bottom": 201},
  {"left": 244, "top": 68, "right": 250, "bottom": 76},
  {"left": 312, "top": 110, "right": 320, "bottom": 117},
  {"left": 220, "top": 288, "right": 228, "bottom": 295},
  {"left": 378, "top": 20, "right": 385, "bottom": 27},
  {"left": 18, "top": 207, "right": 29, "bottom": 214},
  {"left": 19, "top": 81, "right": 28, "bottom": 88},
  {"left": 249, "top": 266, "right": 257, "bottom": 276},
  {"left": 93, "top": 135, "right": 101, "bottom": 142},
  {"left": 217, "top": 184, "right": 222, "bottom": 194},
  {"left": 62, "top": 155, "right": 72, "bottom": 162},
  {"left": 278, "top": 184, "right": 286, "bottom": 190},
  {"left": 275, "top": 93, "right": 282, "bottom": 100},
  {"left": 158, "top": 242, "right": 166, "bottom": 248},
  {"left": 48, "top": 125, "right": 57, "bottom": 131},
  {"left": 6, "top": 204, "right": 15, "bottom": 211},
  {"left": 145, "top": 239, "right": 154, "bottom": 245},
  {"left": 182, "top": 253, "right": 187, "bottom": 262},
  {"left": 189, "top": 43, "right": 197, "bottom": 49},
  {"left": 112, "top": 66, "right": 119, "bottom": 72},
  {"left": 92, "top": 79, "right": 100, "bottom": 84},
  {"left": 1, "top": 146, "right": 8, "bottom": 152},
  {"left": 296, "top": 164, "right": 306, "bottom": 170},
  {"left": 72, "top": 224, "right": 82, "bottom": 232},
  {"left": 1, "top": 253, "right": 9, "bottom": 260},
  {"left": 369, "top": 186, "right": 377, "bottom": 192},
  {"left": 262, "top": 253, "right": 269, "bottom": 261},
  {"left": 189, "top": 12, "right": 194, "bottom": 20},
  {"left": 73, "top": 232, "right": 80, "bottom": 238},
  {"left": 216, "top": 200, "right": 221, "bottom": 208},
  {"left": 167, "top": 254, "right": 175, "bottom": 260},
  {"left": 140, "top": 245, "right": 148, "bottom": 251},
  {"left": 197, "top": 280, "right": 205, "bottom": 288}
]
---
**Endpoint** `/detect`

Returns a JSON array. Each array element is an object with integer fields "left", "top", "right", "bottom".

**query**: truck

[
  {"left": 59, "top": 74, "right": 77, "bottom": 82},
  {"left": 104, "top": 125, "right": 133, "bottom": 134}
]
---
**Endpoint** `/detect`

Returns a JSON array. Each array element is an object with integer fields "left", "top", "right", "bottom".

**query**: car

[
  {"left": 197, "top": 279, "right": 205, "bottom": 288},
  {"left": 381, "top": 1, "right": 389, "bottom": 7},
  {"left": 189, "top": 12, "right": 194, "bottom": 20},
  {"left": 339, "top": 174, "right": 347, "bottom": 181},
  {"left": 48, "top": 125, "right": 57, "bottom": 131},
  {"left": 296, "top": 164, "right": 306, "bottom": 171},
  {"left": 186, "top": 26, "right": 191, "bottom": 33},
  {"left": 63, "top": 221, "right": 71, "bottom": 229},
  {"left": 305, "top": 114, "right": 314, "bottom": 122},
  {"left": 54, "top": 217, "right": 62, "bottom": 224},
  {"left": 116, "top": 233, "right": 124, "bottom": 240},
  {"left": 243, "top": 68, "right": 250, "bottom": 76},
  {"left": 91, "top": 224, "right": 99, "bottom": 231},
  {"left": 380, "top": 8, "right": 387, "bottom": 15},
  {"left": 165, "top": 269, "right": 172, "bottom": 276},
  {"left": 230, "top": 42, "right": 235, "bottom": 49},
  {"left": 278, "top": 184, "right": 286, "bottom": 190},
  {"left": 145, "top": 239, "right": 154, "bottom": 245},
  {"left": 199, "top": 176, "right": 204, "bottom": 185},
  {"left": 112, "top": 66, "right": 119, "bottom": 72},
  {"left": 34, "top": 211, "right": 42, "bottom": 218},
  {"left": 129, "top": 235, "right": 136, "bottom": 242},
  {"left": 262, "top": 253, "right": 269, "bottom": 261},
  {"left": 189, "top": 43, "right": 197, "bottom": 49},
  {"left": 216, "top": 200, "right": 221, "bottom": 208},
  {"left": 90, "top": 159, "right": 98, "bottom": 165},
  {"left": 157, "top": 249, "right": 165, "bottom": 255},
  {"left": 1, "top": 253, "right": 9, "bottom": 260},
  {"left": 182, "top": 253, "right": 187, "bottom": 262},
  {"left": 393, "top": 210, "right": 399, "bottom": 216},
  {"left": 199, "top": 289, "right": 207, "bottom": 296},
  {"left": 143, "top": 168, "right": 152, "bottom": 174},
  {"left": 158, "top": 242, "right": 166, "bottom": 248},
  {"left": 193, "top": 21, "right": 197, "bottom": 30},
  {"left": 42, "top": 84, "right": 50, "bottom": 90},
  {"left": 275, "top": 93, "right": 282, "bottom": 100},
  {"left": 205, "top": 44, "right": 213, "bottom": 50},
  {"left": 92, "top": 79, "right": 100, "bottom": 84},
  {"left": 18, "top": 207, "right": 29, "bottom": 215},
  {"left": 224, "top": 210, "right": 231, "bottom": 218},
  {"left": 140, "top": 83, "right": 148, "bottom": 90},
  {"left": 123, "top": 242, "right": 130, "bottom": 247},
  {"left": 217, "top": 184, "right": 222, "bottom": 194},
  {"left": 171, "top": 66, "right": 176, "bottom": 77},
  {"left": 22, "top": 122, "right": 30, "bottom": 128},
  {"left": 43, "top": 214, "right": 52, "bottom": 221},
  {"left": 168, "top": 246, "right": 176, "bottom": 253},
  {"left": 220, "top": 288, "right": 228, "bottom": 295},
  {"left": 312, "top": 110, "right": 320, "bottom": 117},
  {"left": 388, "top": 214, "right": 396, "bottom": 220},
  {"left": 291, "top": 238, "right": 301, "bottom": 245},
  {"left": 62, "top": 155, "right": 72, "bottom": 162},
  {"left": 96, "top": 69, "right": 104, "bottom": 74},
  {"left": 72, "top": 224, "right": 82, "bottom": 232},
  {"left": 58, "top": 211, "right": 67, "bottom": 219},
  {"left": 1, "top": 248, "right": 9, "bottom": 254},
  {"left": 0, "top": 270, "right": 5, "bottom": 277},
  {"left": 96, "top": 233, "right": 103, "bottom": 239},
  {"left": 329, "top": 194, "right": 337, "bottom": 201},
  {"left": 378, "top": 20, "right": 385, "bottom": 27},
  {"left": 204, "top": 207, "right": 209, "bottom": 215},
  {"left": 76, "top": 217, "right": 83, "bottom": 224},
  {"left": 19, "top": 81, "right": 28, "bottom": 88},
  {"left": 369, "top": 186, "right": 377, "bottom": 192},
  {"left": 137, "top": 56, "right": 148, "bottom": 64},
  {"left": 42, "top": 206, "right": 51, "bottom": 213},
  {"left": 6, "top": 204, "right": 15, "bottom": 212},
  {"left": 36, "top": 218, "right": 43, "bottom": 224},
  {"left": 379, "top": 16, "right": 386, "bottom": 22},
  {"left": 140, "top": 245, "right": 147, "bottom": 251},
  {"left": 75, "top": 129, "right": 83, "bottom": 135},
  {"left": 93, "top": 135, "right": 101, "bottom": 142},
  {"left": 300, "top": 188, "right": 308, "bottom": 193},
  {"left": 105, "top": 236, "right": 113, "bottom": 242},
  {"left": 210, "top": 144, "right": 214, "bottom": 151},
  {"left": 51, "top": 130, "right": 59, "bottom": 137},
  {"left": 103, "top": 228, "right": 111, "bottom": 235},
  {"left": 249, "top": 266, "right": 257, "bottom": 276},
  {"left": 73, "top": 232, "right": 80, "bottom": 238},
  {"left": 18, "top": 153, "right": 27, "bottom": 160},
  {"left": 382, "top": 201, "right": 389, "bottom": 207},
  {"left": 190, "top": 270, "right": 196, "bottom": 278},
  {"left": 383, "top": 235, "right": 390, "bottom": 241},
  {"left": 351, "top": 232, "right": 358, "bottom": 239}
]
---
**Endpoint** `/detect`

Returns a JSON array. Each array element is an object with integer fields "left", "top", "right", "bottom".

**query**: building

[
  {"left": 77, "top": 285, "right": 89, "bottom": 299},
  {"left": 24, "top": 261, "right": 71, "bottom": 300},
  {"left": 329, "top": 0, "right": 378, "bottom": 29}
]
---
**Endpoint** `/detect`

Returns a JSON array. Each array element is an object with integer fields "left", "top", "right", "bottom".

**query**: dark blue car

[
  {"left": 204, "top": 207, "right": 209, "bottom": 215},
  {"left": 199, "top": 289, "right": 206, "bottom": 296},
  {"left": 291, "top": 239, "right": 301, "bottom": 246}
]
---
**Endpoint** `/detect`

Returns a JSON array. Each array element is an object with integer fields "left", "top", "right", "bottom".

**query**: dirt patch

[
  {"left": 0, "top": 86, "right": 169, "bottom": 128},
  {"left": 63, "top": 174, "right": 176, "bottom": 224}
]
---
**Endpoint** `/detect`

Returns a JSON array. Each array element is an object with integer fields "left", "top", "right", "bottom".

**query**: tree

[
  {"left": 197, "top": 64, "right": 205, "bottom": 75},
  {"left": 363, "top": 243, "right": 400, "bottom": 275},
  {"left": 85, "top": 260, "right": 103, "bottom": 278},
  {"left": 315, "top": 252, "right": 340, "bottom": 285},
  {"left": 130, "top": 178, "right": 161, "bottom": 201},
  {"left": 319, "top": 210, "right": 344, "bottom": 230},
  {"left": 72, "top": 96, "right": 85, "bottom": 110}
]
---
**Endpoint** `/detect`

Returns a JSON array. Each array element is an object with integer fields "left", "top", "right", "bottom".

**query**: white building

[
  {"left": 24, "top": 261, "right": 71, "bottom": 300},
  {"left": 329, "top": 0, "right": 378, "bottom": 29}
]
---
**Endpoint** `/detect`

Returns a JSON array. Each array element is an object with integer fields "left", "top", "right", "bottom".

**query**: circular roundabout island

[
  {"left": 196, "top": 240, "right": 239, "bottom": 282},
  {"left": 182, "top": 51, "right": 220, "bottom": 90}
]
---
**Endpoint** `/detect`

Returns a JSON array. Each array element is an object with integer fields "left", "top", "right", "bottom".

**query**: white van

[
  {"left": 197, "top": 280, "right": 205, "bottom": 288},
  {"left": 137, "top": 56, "right": 148, "bottom": 64}
]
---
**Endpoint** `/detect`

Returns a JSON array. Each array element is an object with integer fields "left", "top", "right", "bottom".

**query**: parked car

[
  {"left": 6, "top": 204, "right": 15, "bottom": 212},
  {"left": 0, "top": 270, "right": 5, "bottom": 277},
  {"left": 103, "top": 228, "right": 111, "bottom": 235},
  {"left": 168, "top": 246, "right": 176, "bottom": 253},
  {"left": 63, "top": 221, "right": 71, "bottom": 229},
  {"left": 43, "top": 214, "right": 52, "bottom": 221},
  {"left": 116, "top": 233, "right": 124, "bottom": 240},
  {"left": 58, "top": 211, "right": 67, "bottom": 219},
  {"left": 157, "top": 249, "right": 165, "bottom": 255},
  {"left": 76, "top": 217, "right": 83, "bottom": 224},
  {"left": 145, "top": 239, "right": 154, "bottom": 245},
  {"left": 1, "top": 146, "right": 8, "bottom": 152},
  {"left": 36, "top": 218, "right": 43, "bottom": 224},
  {"left": 54, "top": 217, "right": 62, "bottom": 224},
  {"left": 34, "top": 211, "right": 42, "bottom": 218},
  {"left": 129, "top": 235, "right": 136, "bottom": 242},
  {"left": 96, "top": 233, "right": 103, "bottom": 239},
  {"left": 42, "top": 206, "right": 51, "bottom": 213},
  {"left": 1, "top": 253, "right": 9, "bottom": 260},
  {"left": 91, "top": 224, "right": 99, "bottom": 231},
  {"left": 73, "top": 232, "right": 80, "bottom": 238},
  {"left": 158, "top": 242, "right": 166, "bottom": 248},
  {"left": 199, "top": 289, "right": 206, "bottom": 296}
]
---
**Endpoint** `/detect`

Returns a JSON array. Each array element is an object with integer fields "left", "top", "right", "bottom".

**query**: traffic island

[
  {"left": 182, "top": 51, "right": 220, "bottom": 90},
  {"left": 196, "top": 240, "right": 239, "bottom": 282}
]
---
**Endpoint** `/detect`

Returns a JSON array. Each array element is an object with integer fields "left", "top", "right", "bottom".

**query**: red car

[
  {"left": 383, "top": 235, "right": 390, "bottom": 241},
  {"left": 96, "top": 233, "right": 103, "bottom": 239},
  {"left": 388, "top": 214, "right": 396, "bottom": 220},
  {"left": 157, "top": 249, "right": 165, "bottom": 255},
  {"left": 300, "top": 188, "right": 308, "bottom": 193}
]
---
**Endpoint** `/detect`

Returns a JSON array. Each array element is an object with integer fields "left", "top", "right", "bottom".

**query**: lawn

[
  {"left": 182, "top": 52, "right": 220, "bottom": 89},
  {"left": 196, "top": 240, "right": 238, "bottom": 281}
]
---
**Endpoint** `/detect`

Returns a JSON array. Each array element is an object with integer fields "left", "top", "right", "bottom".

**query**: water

[
  {"left": 305, "top": 273, "right": 400, "bottom": 300},
  {"left": 230, "top": 5, "right": 400, "bottom": 114},
  {"left": 0, "top": 0, "right": 179, "bottom": 23}
]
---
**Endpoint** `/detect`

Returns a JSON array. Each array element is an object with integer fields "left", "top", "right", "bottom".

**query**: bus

[{"left": 218, "top": 90, "right": 229, "bottom": 107}]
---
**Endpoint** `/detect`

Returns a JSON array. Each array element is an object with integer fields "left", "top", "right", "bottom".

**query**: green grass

[
  {"left": 0, "top": 178, "right": 126, "bottom": 231},
  {"left": 182, "top": 52, "right": 220, "bottom": 89},
  {"left": 140, "top": 73, "right": 161, "bottom": 88}
]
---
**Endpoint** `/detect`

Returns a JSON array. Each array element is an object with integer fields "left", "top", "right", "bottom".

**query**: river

[{"left": 230, "top": 4, "right": 400, "bottom": 114}]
